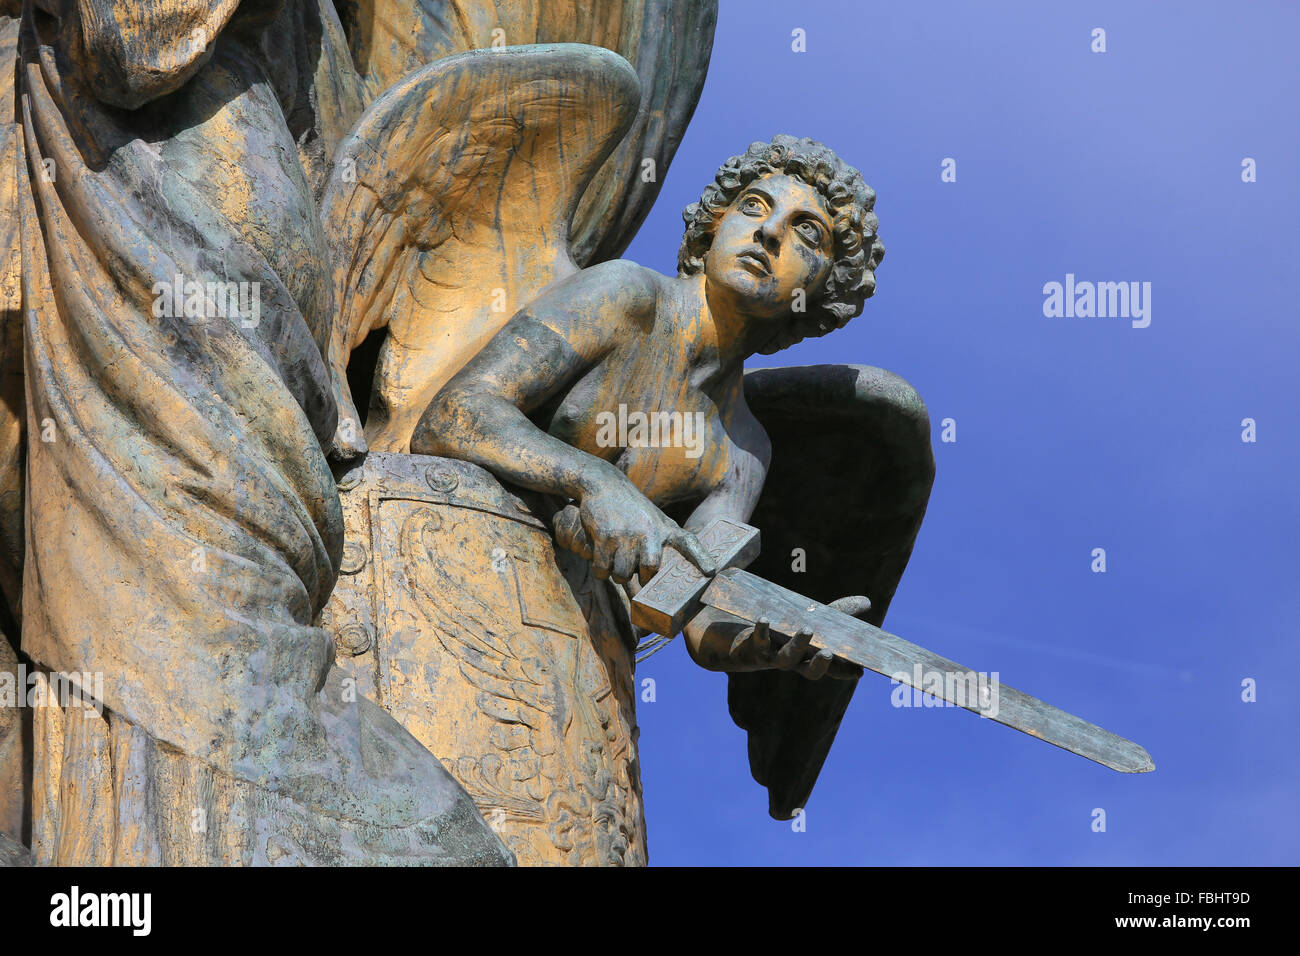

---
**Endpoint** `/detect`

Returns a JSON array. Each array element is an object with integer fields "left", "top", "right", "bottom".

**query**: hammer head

[{"left": 630, "top": 517, "right": 760, "bottom": 636}]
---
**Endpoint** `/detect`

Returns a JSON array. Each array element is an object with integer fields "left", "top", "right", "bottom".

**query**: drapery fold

[
  {"left": 8, "top": 2, "right": 511, "bottom": 863},
  {"left": 0, "top": 0, "right": 716, "bottom": 864}
]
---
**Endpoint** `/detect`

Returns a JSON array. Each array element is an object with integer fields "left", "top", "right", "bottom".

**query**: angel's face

[{"left": 703, "top": 173, "right": 834, "bottom": 321}]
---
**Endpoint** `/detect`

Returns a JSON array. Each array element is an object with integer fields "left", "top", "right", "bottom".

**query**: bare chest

[{"left": 545, "top": 363, "right": 733, "bottom": 507}]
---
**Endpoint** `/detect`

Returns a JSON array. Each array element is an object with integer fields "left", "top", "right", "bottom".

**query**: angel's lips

[{"left": 736, "top": 249, "right": 772, "bottom": 276}]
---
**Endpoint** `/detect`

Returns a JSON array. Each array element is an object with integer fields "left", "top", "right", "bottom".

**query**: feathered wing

[
  {"left": 732, "top": 364, "right": 936, "bottom": 819},
  {"left": 332, "top": 0, "right": 718, "bottom": 266},
  {"left": 318, "top": 43, "right": 642, "bottom": 454}
]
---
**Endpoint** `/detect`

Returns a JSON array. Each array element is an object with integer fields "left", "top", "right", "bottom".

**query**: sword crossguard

[{"left": 629, "top": 517, "right": 760, "bottom": 636}]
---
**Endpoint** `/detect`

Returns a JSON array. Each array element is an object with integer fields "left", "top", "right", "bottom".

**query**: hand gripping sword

[{"left": 630, "top": 517, "right": 1154, "bottom": 774}]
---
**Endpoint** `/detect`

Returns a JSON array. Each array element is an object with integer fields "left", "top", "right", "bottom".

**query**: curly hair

[{"left": 677, "top": 135, "right": 884, "bottom": 353}]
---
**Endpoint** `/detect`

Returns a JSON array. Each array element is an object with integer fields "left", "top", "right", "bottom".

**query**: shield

[{"left": 321, "top": 452, "right": 648, "bottom": 865}]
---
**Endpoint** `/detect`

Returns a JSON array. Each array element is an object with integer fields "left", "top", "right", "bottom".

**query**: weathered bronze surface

[
  {"left": 0, "top": 0, "right": 719, "bottom": 866},
  {"left": 694, "top": 557, "right": 1155, "bottom": 774},
  {"left": 0, "top": 0, "right": 1147, "bottom": 868},
  {"left": 630, "top": 517, "right": 760, "bottom": 637}
]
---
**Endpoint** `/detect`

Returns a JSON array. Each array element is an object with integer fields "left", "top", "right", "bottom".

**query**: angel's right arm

[{"left": 410, "top": 259, "right": 655, "bottom": 502}]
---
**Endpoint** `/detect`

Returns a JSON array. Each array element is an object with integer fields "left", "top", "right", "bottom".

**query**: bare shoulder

[
  {"left": 523, "top": 259, "right": 663, "bottom": 354},
  {"left": 573, "top": 258, "right": 661, "bottom": 314},
  {"left": 534, "top": 259, "right": 660, "bottom": 311}
]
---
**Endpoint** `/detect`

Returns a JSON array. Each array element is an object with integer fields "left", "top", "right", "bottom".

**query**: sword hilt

[{"left": 629, "top": 517, "right": 760, "bottom": 636}]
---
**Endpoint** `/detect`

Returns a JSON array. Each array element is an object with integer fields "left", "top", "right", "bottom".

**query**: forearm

[{"left": 414, "top": 388, "right": 625, "bottom": 503}]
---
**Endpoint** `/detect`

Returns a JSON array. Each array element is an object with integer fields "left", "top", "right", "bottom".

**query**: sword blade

[{"left": 703, "top": 569, "right": 1155, "bottom": 774}]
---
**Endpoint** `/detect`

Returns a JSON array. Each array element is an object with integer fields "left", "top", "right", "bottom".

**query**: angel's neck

[{"left": 683, "top": 273, "right": 763, "bottom": 379}]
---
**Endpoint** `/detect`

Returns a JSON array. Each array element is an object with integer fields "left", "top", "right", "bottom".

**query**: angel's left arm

[
  {"left": 682, "top": 401, "right": 770, "bottom": 533},
  {"left": 676, "top": 397, "right": 776, "bottom": 669}
]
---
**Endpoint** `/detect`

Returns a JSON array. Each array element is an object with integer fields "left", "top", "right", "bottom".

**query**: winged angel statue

[{"left": 0, "top": 0, "right": 932, "bottom": 867}]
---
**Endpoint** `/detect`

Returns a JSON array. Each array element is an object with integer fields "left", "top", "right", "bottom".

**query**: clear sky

[{"left": 624, "top": 0, "right": 1299, "bottom": 865}]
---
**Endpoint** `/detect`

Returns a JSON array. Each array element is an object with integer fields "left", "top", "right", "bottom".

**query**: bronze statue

[
  {"left": 0, "top": 0, "right": 721, "bottom": 866},
  {"left": 0, "top": 0, "right": 1149, "bottom": 868},
  {"left": 319, "top": 127, "right": 899, "bottom": 864}
]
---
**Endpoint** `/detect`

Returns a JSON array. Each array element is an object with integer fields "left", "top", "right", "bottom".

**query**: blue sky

[{"left": 624, "top": 0, "right": 1299, "bottom": 865}]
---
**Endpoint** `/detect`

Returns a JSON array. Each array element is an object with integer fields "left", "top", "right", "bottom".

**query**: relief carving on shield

[{"left": 319, "top": 453, "right": 645, "bottom": 865}]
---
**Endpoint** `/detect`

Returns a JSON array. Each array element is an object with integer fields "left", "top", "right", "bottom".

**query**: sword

[{"left": 630, "top": 517, "right": 1154, "bottom": 774}]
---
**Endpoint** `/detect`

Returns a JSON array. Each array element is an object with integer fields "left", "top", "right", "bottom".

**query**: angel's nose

[{"left": 754, "top": 217, "right": 780, "bottom": 252}]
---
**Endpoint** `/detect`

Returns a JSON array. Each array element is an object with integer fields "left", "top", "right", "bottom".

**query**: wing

[
  {"left": 318, "top": 43, "right": 641, "bottom": 455},
  {"left": 332, "top": 0, "right": 718, "bottom": 266},
  {"left": 731, "top": 363, "right": 936, "bottom": 819}
]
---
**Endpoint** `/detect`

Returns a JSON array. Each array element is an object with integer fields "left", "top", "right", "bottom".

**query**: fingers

[
  {"left": 828, "top": 658, "right": 866, "bottom": 680},
  {"left": 637, "top": 537, "right": 664, "bottom": 586},
  {"left": 776, "top": 626, "right": 814, "bottom": 670},
  {"left": 799, "top": 649, "right": 835, "bottom": 681},
  {"left": 592, "top": 537, "right": 617, "bottom": 580},
  {"left": 723, "top": 617, "right": 859, "bottom": 680},
  {"left": 667, "top": 529, "right": 717, "bottom": 576},
  {"left": 730, "top": 617, "right": 771, "bottom": 662},
  {"left": 770, "top": 623, "right": 861, "bottom": 680},
  {"left": 829, "top": 594, "right": 873, "bottom": 620},
  {"left": 610, "top": 541, "right": 638, "bottom": 584},
  {"left": 553, "top": 505, "right": 593, "bottom": 560}
]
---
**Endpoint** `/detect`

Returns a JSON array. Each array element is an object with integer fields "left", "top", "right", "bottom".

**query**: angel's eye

[{"left": 796, "top": 220, "right": 824, "bottom": 246}]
